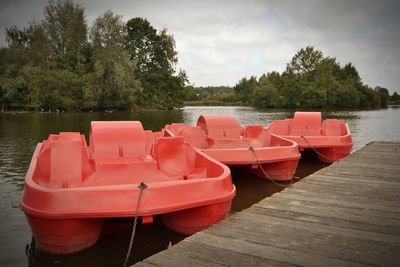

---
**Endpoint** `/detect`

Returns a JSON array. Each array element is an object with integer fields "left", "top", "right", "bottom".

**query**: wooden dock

[{"left": 135, "top": 141, "right": 400, "bottom": 267}]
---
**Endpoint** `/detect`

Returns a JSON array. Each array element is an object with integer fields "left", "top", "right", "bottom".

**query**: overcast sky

[{"left": 1, "top": 0, "right": 399, "bottom": 93}]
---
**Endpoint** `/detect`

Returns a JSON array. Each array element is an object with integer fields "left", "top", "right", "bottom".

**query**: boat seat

[
  {"left": 36, "top": 132, "right": 85, "bottom": 187},
  {"left": 244, "top": 124, "right": 271, "bottom": 147},
  {"left": 322, "top": 119, "right": 343, "bottom": 136},
  {"left": 90, "top": 121, "right": 147, "bottom": 160},
  {"left": 290, "top": 112, "right": 321, "bottom": 136},
  {"left": 197, "top": 115, "right": 243, "bottom": 139},
  {"left": 208, "top": 138, "right": 250, "bottom": 149},
  {"left": 153, "top": 136, "right": 191, "bottom": 178},
  {"left": 90, "top": 160, "right": 171, "bottom": 185}
]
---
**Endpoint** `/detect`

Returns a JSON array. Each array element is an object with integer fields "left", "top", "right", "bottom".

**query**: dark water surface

[{"left": 1, "top": 106, "right": 399, "bottom": 266}]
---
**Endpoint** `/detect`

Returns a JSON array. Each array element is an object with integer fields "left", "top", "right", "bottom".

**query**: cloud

[{"left": 0, "top": 0, "right": 399, "bottom": 92}]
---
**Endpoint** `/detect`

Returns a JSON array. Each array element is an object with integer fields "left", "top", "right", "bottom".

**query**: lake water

[{"left": 1, "top": 106, "right": 399, "bottom": 266}]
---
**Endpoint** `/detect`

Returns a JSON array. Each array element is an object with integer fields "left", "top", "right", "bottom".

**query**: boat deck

[{"left": 134, "top": 141, "right": 400, "bottom": 267}]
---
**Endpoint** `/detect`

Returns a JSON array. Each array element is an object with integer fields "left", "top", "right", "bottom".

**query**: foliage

[
  {"left": 1, "top": 1, "right": 395, "bottom": 112},
  {"left": 44, "top": 0, "right": 87, "bottom": 70},
  {"left": 230, "top": 46, "right": 392, "bottom": 109},
  {"left": 88, "top": 11, "right": 141, "bottom": 110},
  {"left": 0, "top": 0, "right": 186, "bottom": 111},
  {"left": 390, "top": 92, "right": 400, "bottom": 104},
  {"left": 183, "top": 86, "right": 239, "bottom": 104},
  {"left": 234, "top": 76, "right": 257, "bottom": 103},
  {"left": 125, "top": 18, "right": 185, "bottom": 109}
]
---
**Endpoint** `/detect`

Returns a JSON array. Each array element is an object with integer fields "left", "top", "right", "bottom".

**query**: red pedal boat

[
  {"left": 265, "top": 112, "right": 353, "bottom": 163},
  {"left": 163, "top": 115, "right": 300, "bottom": 181},
  {"left": 20, "top": 121, "right": 235, "bottom": 254}
]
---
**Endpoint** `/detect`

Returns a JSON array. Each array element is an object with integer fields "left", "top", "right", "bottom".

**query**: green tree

[
  {"left": 1, "top": 24, "right": 47, "bottom": 110},
  {"left": 343, "top": 63, "right": 361, "bottom": 83},
  {"left": 391, "top": 92, "right": 400, "bottom": 104},
  {"left": 252, "top": 74, "right": 280, "bottom": 108},
  {"left": 88, "top": 11, "right": 141, "bottom": 110},
  {"left": 44, "top": 0, "right": 87, "bottom": 70},
  {"left": 286, "top": 46, "right": 323, "bottom": 77},
  {"left": 234, "top": 76, "right": 257, "bottom": 103},
  {"left": 125, "top": 18, "right": 185, "bottom": 108},
  {"left": 375, "top": 86, "right": 390, "bottom": 107}
]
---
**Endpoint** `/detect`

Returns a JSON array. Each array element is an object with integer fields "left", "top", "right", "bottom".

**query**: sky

[{"left": 0, "top": 0, "right": 399, "bottom": 93}]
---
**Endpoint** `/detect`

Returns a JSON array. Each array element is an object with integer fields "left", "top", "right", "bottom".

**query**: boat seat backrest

[
  {"left": 266, "top": 120, "right": 292, "bottom": 135},
  {"left": 144, "top": 130, "right": 156, "bottom": 155},
  {"left": 166, "top": 123, "right": 186, "bottom": 135},
  {"left": 244, "top": 124, "right": 271, "bottom": 147},
  {"left": 90, "top": 121, "right": 147, "bottom": 160},
  {"left": 153, "top": 136, "right": 189, "bottom": 177},
  {"left": 197, "top": 115, "right": 243, "bottom": 139},
  {"left": 290, "top": 112, "right": 322, "bottom": 136},
  {"left": 47, "top": 132, "right": 83, "bottom": 187},
  {"left": 182, "top": 126, "right": 208, "bottom": 149},
  {"left": 321, "top": 119, "right": 343, "bottom": 136}
]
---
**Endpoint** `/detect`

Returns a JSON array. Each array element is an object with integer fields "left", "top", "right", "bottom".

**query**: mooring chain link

[
  {"left": 300, "top": 135, "right": 336, "bottom": 162},
  {"left": 123, "top": 182, "right": 148, "bottom": 267},
  {"left": 249, "top": 146, "right": 292, "bottom": 188}
]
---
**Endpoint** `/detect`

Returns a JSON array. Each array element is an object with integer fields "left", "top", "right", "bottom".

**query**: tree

[
  {"left": 91, "top": 11, "right": 125, "bottom": 48},
  {"left": 44, "top": 0, "right": 87, "bottom": 70},
  {"left": 375, "top": 86, "right": 390, "bottom": 107},
  {"left": 252, "top": 74, "right": 280, "bottom": 108},
  {"left": 391, "top": 92, "right": 400, "bottom": 104},
  {"left": 343, "top": 63, "right": 361, "bottom": 83},
  {"left": 283, "top": 47, "right": 326, "bottom": 107},
  {"left": 88, "top": 11, "right": 141, "bottom": 110},
  {"left": 1, "top": 25, "right": 47, "bottom": 110},
  {"left": 286, "top": 46, "right": 323, "bottom": 76},
  {"left": 125, "top": 18, "right": 184, "bottom": 108},
  {"left": 234, "top": 76, "right": 257, "bottom": 103},
  {"left": 125, "top": 18, "right": 177, "bottom": 74},
  {"left": 0, "top": 1, "right": 188, "bottom": 111}
]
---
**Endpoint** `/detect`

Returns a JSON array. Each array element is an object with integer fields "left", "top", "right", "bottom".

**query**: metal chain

[
  {"left": 123, "top": 182, "right": 148, "bottom": 267},
  {"left": 249, "top": 147, "right": 292, "bottom": 188},
  {"left": 300, "top": 135, "right": 336, "bottom": 162}
]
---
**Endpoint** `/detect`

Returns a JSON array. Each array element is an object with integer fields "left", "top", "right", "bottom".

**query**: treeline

[
  {"left": 183, "top": 86, "right": 238, "bottom": 105},
  {"left": 0, "top": 0, "right": 187, "bottom": 111},
  {"left": 390, "top": 92, "right": 400, "bottom": 104},
  {"left": 184, "top": 46, "right": 397, "bottom": 109}
]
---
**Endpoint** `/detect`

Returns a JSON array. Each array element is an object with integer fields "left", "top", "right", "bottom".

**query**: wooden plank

[
  {"left": 288, "top": 182, "right": 400, "bottom": 202},
  {"left": 177, "top": 240, "right": 295, "bottom": 267},
  {"left": 294, "top": 179, "right": 400, "bottom": 196},
  {"left": 300, "top": 176, "right": 400, "bottom": 190},
  {"left": 143, "top": 246, "right": 225, "bottom": 267},
  {"left": 205, "top": 216, "right": 399, "bottom": 266},
  {"left": 310, "top": 173, "right": 400, "bottom": 184},
  {"left": 191, "top": 231, "right": 367, "bottom": 267},
  {"left": 250, "top": 205, "right": 400, "bottom": 244},
  {"left": 276, "top": 189, "right": 400, "bottom": 212},
  {"left": 133, "top": 142, "right": 400, "bottom": 267},
  {"left": 243, "top": 205, "right": 400, "bottom": 235},
  {"left": 319, "top": 164, "right": 400, "bottom": 175},
  {"left": 133, "top": 262, "right": 158, "bottom": 267},
  {"left": 255, "top": 198, "right": 400, "bottom": 227}
]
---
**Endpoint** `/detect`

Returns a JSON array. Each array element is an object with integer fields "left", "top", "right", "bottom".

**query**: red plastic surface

[
  {"left": 163, "top": 115, "right": 300, "bottom": 181},
  {"left": 20, "top": 121, "right": 235, "bottom": 254},
  {"left": 265, "top": 112, "right": 353, "bottom": 163}
]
